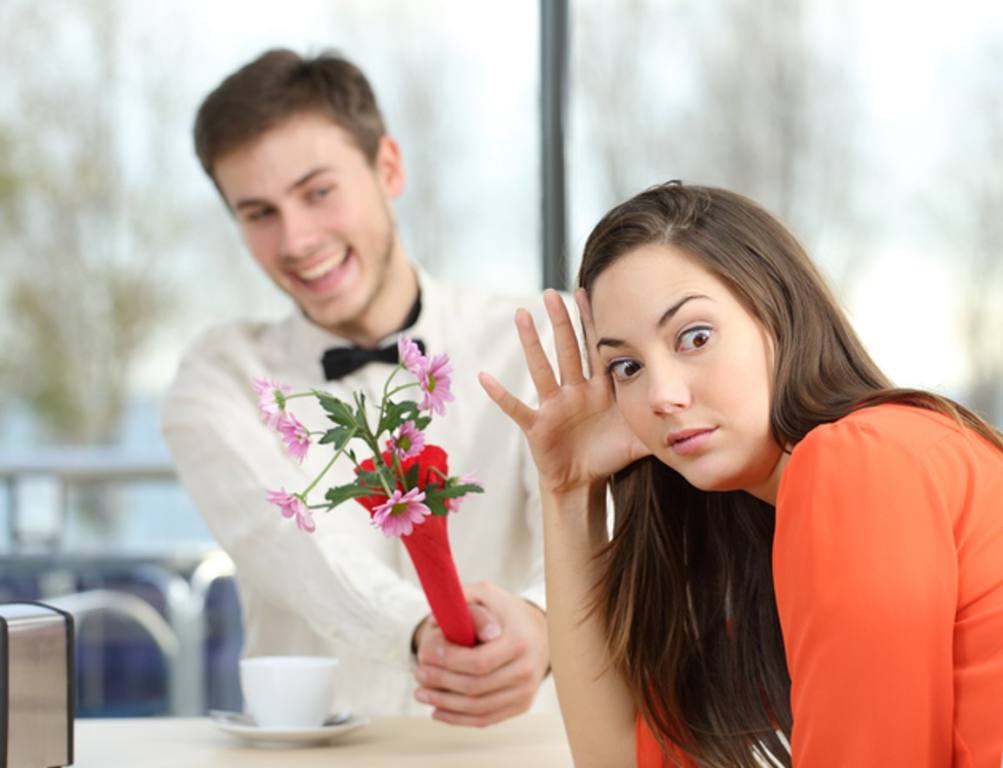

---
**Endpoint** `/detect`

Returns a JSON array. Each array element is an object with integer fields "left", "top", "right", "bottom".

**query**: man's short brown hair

[{"left": 194, "top": 49, "right": 386, "bottom": 180}]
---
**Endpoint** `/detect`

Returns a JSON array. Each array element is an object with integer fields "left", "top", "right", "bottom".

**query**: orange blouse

[{"left": 637, "top": 404, "right": 1003, "bottom": 767}]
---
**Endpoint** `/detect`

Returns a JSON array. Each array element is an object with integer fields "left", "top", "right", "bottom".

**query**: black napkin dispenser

[{"left": 0, "top": 602, "right": 74, "bottom": 768}]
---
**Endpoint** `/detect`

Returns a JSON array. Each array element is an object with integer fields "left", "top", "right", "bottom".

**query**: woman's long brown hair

[{"left": 578, "top": 182, "right": 1003, "bottom": 767}]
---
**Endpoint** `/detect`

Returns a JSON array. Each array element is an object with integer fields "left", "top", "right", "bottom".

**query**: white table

[{"left": 72, "top": 713, "right": 574, "bottom": 767}]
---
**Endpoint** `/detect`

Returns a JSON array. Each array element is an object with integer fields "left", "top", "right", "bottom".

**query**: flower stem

[
  {"left": 374, "top": 365, "right": 406, "bottom": 440},
  {"left": 392, "top": 451, "right": 406, "bottom": 489},
  {"left": 385, "top": 382, "right": 420, "bottom": 399},
  {"left": 353, "top": 391, "right": 385, "bottom": 457},
  {"left": 300, "top": 426, "right": 358, "bottom": 499},
  {"left": 369, "top": 456, "right": 395, "bottom": 497}
]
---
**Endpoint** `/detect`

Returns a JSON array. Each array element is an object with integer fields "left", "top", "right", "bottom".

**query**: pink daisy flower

[
  {"left": 398, "top": 335, "right": 426, "bottom": 376},
  {"left": 418, "top": 353, "right": 455, "bottom": 416},
  {"left": 446, "top": 471, "right": 482, "bottom": 512},
  {"left": 277, "top": 412, "right": 311, "bottom": 462},
  {"left": 253, "top": 378, "right": 292, "bottom": 428},
  {"left": 266, "top": 488, "right": 316, "bottom": 533},
  {"left": 386, "top": 420, "right": 425, "bottom": 461},
  {"left": 372, "top": 488, "right": 430, "bottom": 538}
]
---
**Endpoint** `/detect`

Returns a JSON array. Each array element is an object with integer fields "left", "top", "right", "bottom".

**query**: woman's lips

[{"left": 666, "top": 427, "right": 717, "bottom": 456}]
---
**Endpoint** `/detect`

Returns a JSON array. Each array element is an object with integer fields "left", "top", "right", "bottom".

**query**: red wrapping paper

[{"left": 355, "top": 446, "right": 476, "bottom": 648}]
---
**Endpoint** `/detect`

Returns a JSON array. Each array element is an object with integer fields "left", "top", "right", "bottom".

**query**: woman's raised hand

[{"left": 479, "top": 289, "right": 650, "bottom": 496}]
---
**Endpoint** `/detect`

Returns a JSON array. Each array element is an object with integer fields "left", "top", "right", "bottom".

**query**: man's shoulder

[
  {"left": 181, "top": 317, "right": 280, "bottom": 361},
  {"left": 428, "top": 277, "right": 567, "bottom": 332},
  {"left": 167, "top": 316, "right": 289, "bottom": 399}
]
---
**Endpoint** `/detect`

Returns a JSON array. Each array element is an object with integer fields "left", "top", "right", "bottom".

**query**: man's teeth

[{"left": 297, "top": 252, "right": 348, "bottom": 281}]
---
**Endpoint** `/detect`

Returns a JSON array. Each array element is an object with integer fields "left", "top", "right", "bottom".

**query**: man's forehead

[{"left": 214, "top": 141, "right": 345, "bottom": 207}]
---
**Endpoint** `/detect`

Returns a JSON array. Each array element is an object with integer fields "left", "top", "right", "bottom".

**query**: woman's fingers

[
  {"left": 575, "top": 289, "right": 602, "bottom": 381},
  {"left": 478, "top": 372, "right": 536, "bottom": 433},
  {"left": 514, "top": 308, "right": 560, "bottom": 399},
  {"left": 543, "top": 289, "right": 586, "bottom": 386}
]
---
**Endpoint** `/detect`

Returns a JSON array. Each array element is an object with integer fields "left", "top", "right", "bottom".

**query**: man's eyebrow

[
  {"left": 232, "top": 167, "right": 333, "bottom": 211},
  {"left": 286, "top": 166, "right": 331, "bottom": 193},
  {"left": 595, "top": 294, "right": 710, "bottom": 350}
]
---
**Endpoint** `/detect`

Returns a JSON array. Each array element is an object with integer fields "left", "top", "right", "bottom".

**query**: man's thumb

[{"left": 470, "top": 603, "right": 502, "bottom": 642}]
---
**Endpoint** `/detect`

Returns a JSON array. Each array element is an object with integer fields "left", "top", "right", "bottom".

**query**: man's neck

[{"left": 322, "top": 253, "right": 420, "bottom": 347}]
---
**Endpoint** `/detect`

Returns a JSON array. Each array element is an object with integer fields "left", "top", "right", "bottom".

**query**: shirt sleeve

[
  {"left": 161, "top": 348, "right": 429, "bottom": 672},
  {"left": 773, "top": 418, "right": 957, "bottom": 765}
]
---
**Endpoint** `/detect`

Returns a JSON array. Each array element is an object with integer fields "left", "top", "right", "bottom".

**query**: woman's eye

[
  {"left": 676, "top": 326, "right": 713, "bottom": 352},
  {"left": 606, "top": 359, "right": 642, "bottom": 381}
]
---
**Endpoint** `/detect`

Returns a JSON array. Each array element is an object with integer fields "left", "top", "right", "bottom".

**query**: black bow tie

[
  {"left": 320, "top": 291, "right": 425, "bottom": 380},
  {"left": 321, "top": 339, "right": 425, "bottom": 380}
]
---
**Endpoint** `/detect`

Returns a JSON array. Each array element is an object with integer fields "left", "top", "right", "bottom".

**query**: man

[{"left": 162, "top": 49, "right": 554, "bottom": 724}]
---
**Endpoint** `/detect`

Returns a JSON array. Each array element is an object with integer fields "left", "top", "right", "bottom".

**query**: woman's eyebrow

[
  {"left": 656, "top": 294, "right": 710, "bottom": 328},
  {"left": 596, "top": 294, "right": 710, "bottom": 350}
]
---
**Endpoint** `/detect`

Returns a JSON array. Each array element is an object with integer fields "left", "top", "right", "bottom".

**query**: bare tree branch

[{"left": 0, "top": 0, "right": 180, "bottom": 444}]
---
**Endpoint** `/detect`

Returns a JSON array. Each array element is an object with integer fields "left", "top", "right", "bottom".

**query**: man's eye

[
  {"left": 677, "top": 326, "right": 713, "bottom": 352},
  {"left": 606, "top": 359, "right": 642, "bottom": 381},
  {"left": 309, "top": 185, "right": 333, "bottom": 201},
  {"left": 245, "top": 208, "right": 274, "bottom": 223}
]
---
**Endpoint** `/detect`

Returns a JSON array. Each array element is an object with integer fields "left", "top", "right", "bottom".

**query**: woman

[{"left": 479, "top": 182, "right": 1003, "bottom": 767}]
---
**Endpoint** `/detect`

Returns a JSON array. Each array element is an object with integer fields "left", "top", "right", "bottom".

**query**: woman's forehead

[{"left": 590, "top": 245, "right": 727, "bottom": 328}]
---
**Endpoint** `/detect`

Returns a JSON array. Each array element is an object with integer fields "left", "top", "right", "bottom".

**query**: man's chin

[{"left": 295, "top": 295, "right": 347, "bottom": 326}]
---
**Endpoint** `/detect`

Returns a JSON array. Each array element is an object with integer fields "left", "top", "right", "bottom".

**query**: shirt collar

[{"left": 282, "top": 265, "right": 438, "bottom": 366}]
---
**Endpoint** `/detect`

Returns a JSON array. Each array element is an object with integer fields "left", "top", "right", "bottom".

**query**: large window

[
  {"left": 0, "top": 0, "right": 540, "bottom": 549},
  {"left": 0, "top": 0, "right": 540, "bottom": 718},
  {"left": 569, "top": 0, "right": 1003, "bottom": 422}
]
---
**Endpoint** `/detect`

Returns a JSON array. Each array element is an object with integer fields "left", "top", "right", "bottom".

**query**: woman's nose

[{"left": 646, "top": 362, "right": 691, "bottom": 415}]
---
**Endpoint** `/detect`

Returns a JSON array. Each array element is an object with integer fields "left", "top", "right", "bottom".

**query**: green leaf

[
  {"left": 403, "top": 462, "right": 420, "bottom": 489},
  {"left": 355, "top": 469, "right": 385, "bottom": 489},
  {"left": 354, "top": 392, "right": 369, "bottom": 427},
  {"left": 414, "top": 415, "right": 432, "bottom": 431},
  {"left": 425, "top": 495, "right": 448, "bottom": 516},
  {"left": 319, "top": 427, "right": 354, "bottom": 450},
  {"left": 438, "top": 483, "right": 484, "bottom": 499},
  {"left": 317, "top": 393, "right": 356, "bottom": 429},
  {"left": 378, "top": 399, "right": 421, "bottom": 435},
  {"left": 324, "top": 483, "right": 375, "bottom": 509}
]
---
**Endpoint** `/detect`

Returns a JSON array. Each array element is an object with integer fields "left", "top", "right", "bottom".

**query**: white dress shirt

[{"left": 161, "top": 270, "right": 558, "bottom": 716}]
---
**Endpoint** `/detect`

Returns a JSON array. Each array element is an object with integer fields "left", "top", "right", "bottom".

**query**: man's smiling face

[{"left": 213, "top": 111, "right": 412, "bottom": 342}]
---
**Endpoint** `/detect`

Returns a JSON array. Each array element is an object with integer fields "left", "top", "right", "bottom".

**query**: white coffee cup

[{"left": 239, "top": 655, "right": 339, "bottom": 728}]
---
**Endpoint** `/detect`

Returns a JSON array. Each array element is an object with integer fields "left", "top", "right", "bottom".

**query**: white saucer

[{"left": 209, "top": 710, "right": 369, "bottom": 747}]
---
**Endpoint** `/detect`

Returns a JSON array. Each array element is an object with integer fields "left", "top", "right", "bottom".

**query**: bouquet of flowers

[{"left": 254, "top": 336, "right": 482, "bottom": 647}]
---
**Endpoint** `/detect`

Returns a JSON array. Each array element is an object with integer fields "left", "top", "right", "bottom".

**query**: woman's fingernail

[
  {"left": 482, "top": 622, "right": 501, "bottom": 641},
  {"left": 416, "top": 689, "right": 430, "bottom": 703}
]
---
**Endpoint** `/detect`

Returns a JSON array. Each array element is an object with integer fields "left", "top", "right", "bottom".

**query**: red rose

[{"left": 354, "top": 444, "right": 449, "bottom": 514}]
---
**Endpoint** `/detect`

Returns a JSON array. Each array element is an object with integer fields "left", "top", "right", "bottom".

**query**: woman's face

[{"left": 590, "top": 244, "right": 787, "bottom": 503}]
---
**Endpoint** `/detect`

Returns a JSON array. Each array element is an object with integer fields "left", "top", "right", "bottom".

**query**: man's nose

[{"left": 279, "top": 206, "right": 323, "bottom": 259}]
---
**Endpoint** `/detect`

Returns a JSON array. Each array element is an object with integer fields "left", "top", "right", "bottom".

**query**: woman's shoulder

[
  {"left": 793, "top": 403, "right": 964, "bottom": 465},
  {"left": 782, "top": 403, "right": 1001, "bottom": 510}
]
